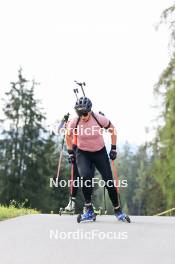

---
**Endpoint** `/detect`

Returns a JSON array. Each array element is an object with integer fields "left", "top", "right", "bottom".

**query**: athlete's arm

[
  {"left": 66, "top": 130, "right": 73, "bottom": 150},
  {"left": 108, "top": 125, "right": 117, "bottom": 146}
]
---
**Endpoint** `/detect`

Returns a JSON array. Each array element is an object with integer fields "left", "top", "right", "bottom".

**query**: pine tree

[
  {"left": 152, "top": 3, "right": 175, "bottom": 210},
  {"left": 0, "top": 69, "right": 69, "bottom": 212}
]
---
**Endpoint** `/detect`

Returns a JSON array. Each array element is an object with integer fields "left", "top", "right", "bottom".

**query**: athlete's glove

[
  {"left": 109, "top": 145, "right": 117, "bottom": 160},
  {"left": 68, "top": 149, "right": 75, "bottom": 164}
]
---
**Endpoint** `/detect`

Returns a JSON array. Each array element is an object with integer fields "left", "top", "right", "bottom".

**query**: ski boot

[
  {"left": 77, "top": 204, "right": 96, "bottom": 223},
  {"left": 65, "top": 197, "right": 75, "bottom": 212},
  {"left": 114, "top": 208, "right": 131, "bottom": 223}
]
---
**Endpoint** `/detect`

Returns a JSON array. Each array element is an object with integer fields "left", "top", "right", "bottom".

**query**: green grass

[{"left": 0, "top": 205, "right": 39, "bottom": 221}]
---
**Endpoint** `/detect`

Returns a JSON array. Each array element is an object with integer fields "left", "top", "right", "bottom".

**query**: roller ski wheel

[
  {"left": 77, "top": 210, "right": 96, "bottom": 223},
  {"left": 77, "top": 214, "right": 81, "bottom": 223},
  {"left": 125, "top": 215, "right": 131, "bottom": 223},
  {"left": 115, "top": 210, "right": 131, "bottom": 223},
  {"left": 59, "top": 208, "right": 63, "bottom": 216}
]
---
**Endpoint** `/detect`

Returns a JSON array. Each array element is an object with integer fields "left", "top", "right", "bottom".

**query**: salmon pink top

[{"left": 67, "top": 113, "right": 113, "bottom": 152}]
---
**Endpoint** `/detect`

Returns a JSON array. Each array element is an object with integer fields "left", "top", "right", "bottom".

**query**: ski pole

[
  {"left": 56, "top": 136, "right": 65, "bottom": 179},
  {"left": 55, "top": 113, "right": 70, "bottom": 179},
  {"left": 103, "top": 187, "right": 107, "bottom": 215},
  {"left": 70, "top": 163, "right": 74, "bottom": 197},
  {"left": 68, "top": 163, "right": 75, "bottom": 210},
  {"left": 111, "top": 160, "right": 122, "bottom": 209}
]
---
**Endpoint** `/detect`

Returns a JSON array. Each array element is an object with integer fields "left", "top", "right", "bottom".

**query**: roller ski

[
  {"left": 59, "top": 207, "right": 75, "bottom": 216},
  {"left": 59, "top": 198, "right": 75, "bottom": 216},
  {"left": 114, "top": 208, "right": 131, "bottom": 223},
  {"left": 77, "top": 204, "right": 96, "bottom": 223}
]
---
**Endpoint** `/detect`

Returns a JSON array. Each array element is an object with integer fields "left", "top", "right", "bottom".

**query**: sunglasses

[{"left": 78, "top": 112, "right": 89, "bottom": 117}]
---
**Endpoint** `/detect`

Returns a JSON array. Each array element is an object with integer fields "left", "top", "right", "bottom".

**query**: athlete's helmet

[{"left": 74, "top": 97, "right": 92, "bottom": 115}]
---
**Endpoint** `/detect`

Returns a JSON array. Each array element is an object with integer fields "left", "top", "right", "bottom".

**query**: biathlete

[{"left": 66, "top": 97, "right": 130, "bottom": 222}]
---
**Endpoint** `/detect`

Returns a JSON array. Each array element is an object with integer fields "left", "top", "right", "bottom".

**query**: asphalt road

[{"left": 0, "top": 214, "right": 174, "bottom": 264}]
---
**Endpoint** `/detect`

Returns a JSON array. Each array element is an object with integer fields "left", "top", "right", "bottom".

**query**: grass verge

[{"left": 0, "top": 205, "right": 39, "bottom": 221}]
